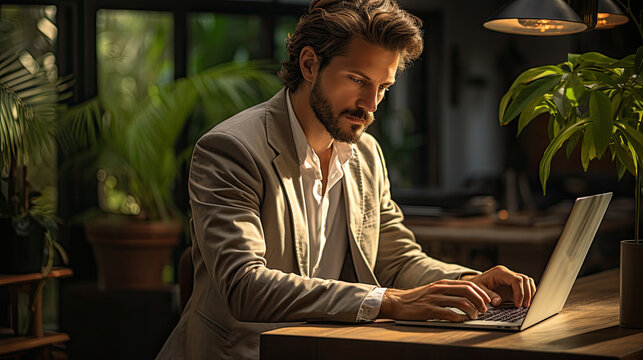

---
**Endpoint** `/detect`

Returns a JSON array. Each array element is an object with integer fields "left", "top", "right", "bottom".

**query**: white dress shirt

[{"left": 286, "top": 91, "right": 386, "bottom": 321}]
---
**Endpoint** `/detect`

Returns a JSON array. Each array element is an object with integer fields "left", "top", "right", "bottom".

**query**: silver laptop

[{"left": 396, "top": 192, "right": 612, "bottom": 331}]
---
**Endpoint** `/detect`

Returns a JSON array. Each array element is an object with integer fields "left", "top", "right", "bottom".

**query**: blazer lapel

[
  {"left": 265, "top": 89, "right": 309, "bottom": 277},
  {"left": 343, "top": 153, "right": 380, "bottom": 286}
]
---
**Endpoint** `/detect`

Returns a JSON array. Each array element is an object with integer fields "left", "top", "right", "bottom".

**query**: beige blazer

[{"left": 156, "top": 89, "right": 476, "bottom": 360}]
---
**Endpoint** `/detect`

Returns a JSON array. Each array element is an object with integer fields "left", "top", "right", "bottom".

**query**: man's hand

[
  {"left": 379, "top": 279, "right": 491, "bottom": 322},
  {"left": 378, "top": 266, "right": 536, "bottom": 322},
  {"left": 461, "top": 265, "right": 536, "bottom": 308}
]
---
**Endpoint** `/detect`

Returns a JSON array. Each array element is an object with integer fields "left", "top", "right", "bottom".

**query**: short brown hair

[{"left": 278, "top": 0, "right": 423, "bottom": 91}]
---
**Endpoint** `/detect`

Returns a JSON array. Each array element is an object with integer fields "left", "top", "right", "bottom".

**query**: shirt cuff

[{"left": 357, "top": 287, "right": 387, "bottom": 322}]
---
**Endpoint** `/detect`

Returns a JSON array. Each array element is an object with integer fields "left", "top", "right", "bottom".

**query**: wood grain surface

[{"left": 261, "top": 269, "right": 643, "bottom": 360}]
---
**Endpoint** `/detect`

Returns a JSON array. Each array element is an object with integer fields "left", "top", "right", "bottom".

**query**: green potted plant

[
  {"left": 58, "top": 61, "right": 280, "bottom": 290},
  {"left": 0, "top": 43, "right": 69, "bottom": 276},
  {"left": 498, "top": 4, "right": 642, "bottom": 328}
]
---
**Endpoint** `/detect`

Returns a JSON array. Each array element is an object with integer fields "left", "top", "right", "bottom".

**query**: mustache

[{"left": 341, "top": 108, "right": 373, "bottom": 122}]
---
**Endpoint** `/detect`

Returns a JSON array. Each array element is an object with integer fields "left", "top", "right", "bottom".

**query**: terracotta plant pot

[
  {"left": 620, "top": 240, "right": 643, "bottom": 328},
  {"left": 85, "top": 220, "right": 181, "bottom": 290}
]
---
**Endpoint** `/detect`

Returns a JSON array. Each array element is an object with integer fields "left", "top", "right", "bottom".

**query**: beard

[{"left": 309, "top": 79, "right": 374, "bottom": 144}]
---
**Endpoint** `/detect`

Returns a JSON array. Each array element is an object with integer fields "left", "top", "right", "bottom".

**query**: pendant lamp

[
  {"left": 483, "top": 0, "right": 587, "bottom": 35},
  {"left": 595, "top": 0, "right": 629, "bottom": 29}
]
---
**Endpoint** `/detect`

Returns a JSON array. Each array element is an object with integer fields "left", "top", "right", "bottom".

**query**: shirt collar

[{"left": 286, "top": 89, "right": 353, "bottom": 167}]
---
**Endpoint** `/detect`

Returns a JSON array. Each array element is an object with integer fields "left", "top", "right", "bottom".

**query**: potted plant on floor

[
  {"left": 58, "top": 61, "right": 280, "bottom": 290},
  {"left": 498, "top": 3, "right": 642, "bottom": 328}
]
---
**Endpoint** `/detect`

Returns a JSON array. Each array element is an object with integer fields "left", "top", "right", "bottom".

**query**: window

[
  {"left": 188, "top": 13, "right": 262, "bottom": 74},
  {"left": 96, "top": 10, "right": 173, "bottom": 114}
]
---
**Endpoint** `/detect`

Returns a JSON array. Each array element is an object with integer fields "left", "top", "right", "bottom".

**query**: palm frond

[
  {"left": 61, "top": 60, "right": 281, "bottom": 221},
  {"left": 190, "top": 61, "right": 281, "bottom": 134},
  {"left": 0, "top": 46, "right": 69, "bottom": 166},
  {"left": 56, "top": 97, "right": 103, "bottom": 156}
]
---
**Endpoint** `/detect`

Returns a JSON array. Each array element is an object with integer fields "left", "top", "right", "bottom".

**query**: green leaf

[
  {"left": 560, "top": 61, "right": 574, "bottom": 72},
  {"left": 578, "top": 52, "right": 618, "bottom": 66},
  {"left": 502, "top": 75, "right": 561, "bottom": 125},
  {"left": 499, "top": 91, "right": 513, "bottom": 124},
  {"left": 552, "top": 112, "right": 565, "bottom": 138},
  {"left": 629, "top": 85, "right": 643, "bottom": 102},
  {"left": 568, "top": 53, "right": 581, "bottom": 69},
  {"left": 553, "top": 82, "right": 573, "bottom": 120},
  {"left": 611, "top": 91, "right": 623, "bottom": 119},
  {"left": 581, "top": 126, "right": 596, "bottom": 171},
  {"left": 517, "top": 96, "right": 549, "bottom": 135},
  {"left": 635, "top": 46, "right": 643, "bottom": 75},
  {"left": 610, "top": 55, "right": 635, "bottom": 70},
  {"left": 539, "top": 119, "right": 590, "bottom": 195},
  {"left": 582, "top": 69, "right": 621, "bottom": 90},
  {"left": 499, "top": 66, "right": 564, "bottom": 122},
  {"left": 614, "top": 122, "right": 643, "bottom": 164},
  {"left": 565, "top": 73, "right": 585, "bottom": 105},
  {"left": 612, "top": 142, "right": 637, "bottom": 177},
  {"left": 589, "top": 91, "right": 613, "bottom": 158},
  {"left": 615, "top": 156, "right": 627, "bottom": 180},
  {"left": 566, "top": 131, "right": 581, "bottom": 159},
  {"left": 627, "top": 141, "right": 640, "bottom": 174}
]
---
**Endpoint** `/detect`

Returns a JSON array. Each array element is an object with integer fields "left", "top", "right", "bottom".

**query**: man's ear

[{"left": 299, "top": 46, "right": 320, "bottom": 83}]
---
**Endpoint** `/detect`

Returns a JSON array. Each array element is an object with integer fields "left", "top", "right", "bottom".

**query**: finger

[
  {"left": 511, "top": 275, "right": 525, "bottom": 307},
  {"left": 431, "top": 307, "right": 469, "bottom": 322},
  {"left": 528, "top": 277, "right": 537, "bottom": 304},
  {"left": 437, "top": 280, "right": 491, "bottom": 304},
  {"left": 521, "top": 274, "right": 534, "bottom": 307},
  {"left": 521, "top": 275, "right": 531, "bottom": 307},
  {"left": 434, "top": 294, "right": 480, "bottom": 320},
  {"left": 479, "top": 284, "right": 502, "bottom": 307},
  {"left": 435, "top": 284, "right": 488, "bottom": 313},
  {"left": 466, "top": 281, "right": 492, "bottom": 304}
]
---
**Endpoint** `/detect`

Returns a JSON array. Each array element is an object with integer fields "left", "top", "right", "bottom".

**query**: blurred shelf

[
  {"left": 0, "top": 331, "right": 69, "bottom": 355},
  {"left": 0, "top": 268, "right": 73, "bottom": 286},
  {"left": 0, "top": 268, "right": 73, "bottom": 358}
]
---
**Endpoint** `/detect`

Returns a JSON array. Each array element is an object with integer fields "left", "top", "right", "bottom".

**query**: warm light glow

[
  {"left": 518, "top": 19, "right": 566, "bottom": 33},
  {"left": 594, "top": 13, "right": 629, "bottom": 29},
  {"left": 484, "top": 18, "right": 587, "bottom": 35},
  {"left": 498, "top": 209, "right": 510, "bottom": 221}
]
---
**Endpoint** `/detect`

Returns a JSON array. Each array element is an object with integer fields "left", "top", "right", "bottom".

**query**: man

[{"left": 158, "top": 0, "right": 536, "bottom": 359}]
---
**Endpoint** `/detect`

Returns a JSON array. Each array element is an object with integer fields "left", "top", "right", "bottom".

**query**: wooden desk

[
  {"left": 261, "top": 269, "right": 643, "bottom": 360},
  {"left": 0, "top": 268, "right": 72, "bottom": 357}
]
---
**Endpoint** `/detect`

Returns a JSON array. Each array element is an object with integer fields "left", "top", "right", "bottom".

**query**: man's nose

[{"left": 357, "top": 85, "right": 379, "bottom": 113}]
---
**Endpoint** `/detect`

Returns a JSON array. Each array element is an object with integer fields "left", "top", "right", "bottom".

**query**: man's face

[{"left": 309, "top": 37, "right": 400, "bottom": 143}]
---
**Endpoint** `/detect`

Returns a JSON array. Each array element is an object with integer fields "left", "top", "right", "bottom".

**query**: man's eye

[
  {"left": 379, "top": 86, "right": 390, "bottom": 92},
  {"left": 350, "top": 77, "right": 364, "bottom": 84}
]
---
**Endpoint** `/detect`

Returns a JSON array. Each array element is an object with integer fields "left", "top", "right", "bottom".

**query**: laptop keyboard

[{"left": 477, "top": 306, "right": 528, "bottom": 322}]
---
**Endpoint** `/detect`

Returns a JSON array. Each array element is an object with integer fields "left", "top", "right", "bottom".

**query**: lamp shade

[
  {"left": 595, "top": 0, "right": 629, "bottom": 29},
  {"left": 483, "top": 0, "right": 587, "bottom": 35}
]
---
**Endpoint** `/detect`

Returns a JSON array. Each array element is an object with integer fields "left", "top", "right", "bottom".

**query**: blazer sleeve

[
  {"left": 189, "top": 131, "right": 376, "bottom": 323},
  {"left": 370, "top": 141, "right": 480, "bottom": 289}
]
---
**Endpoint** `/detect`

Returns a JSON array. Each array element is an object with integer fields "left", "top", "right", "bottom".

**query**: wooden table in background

[
  {"left": 404, "top": 212, "right": 631, "bottom": 281},
  {"left": 261, "top": 269, "right": 643, "bottom": 360}
]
